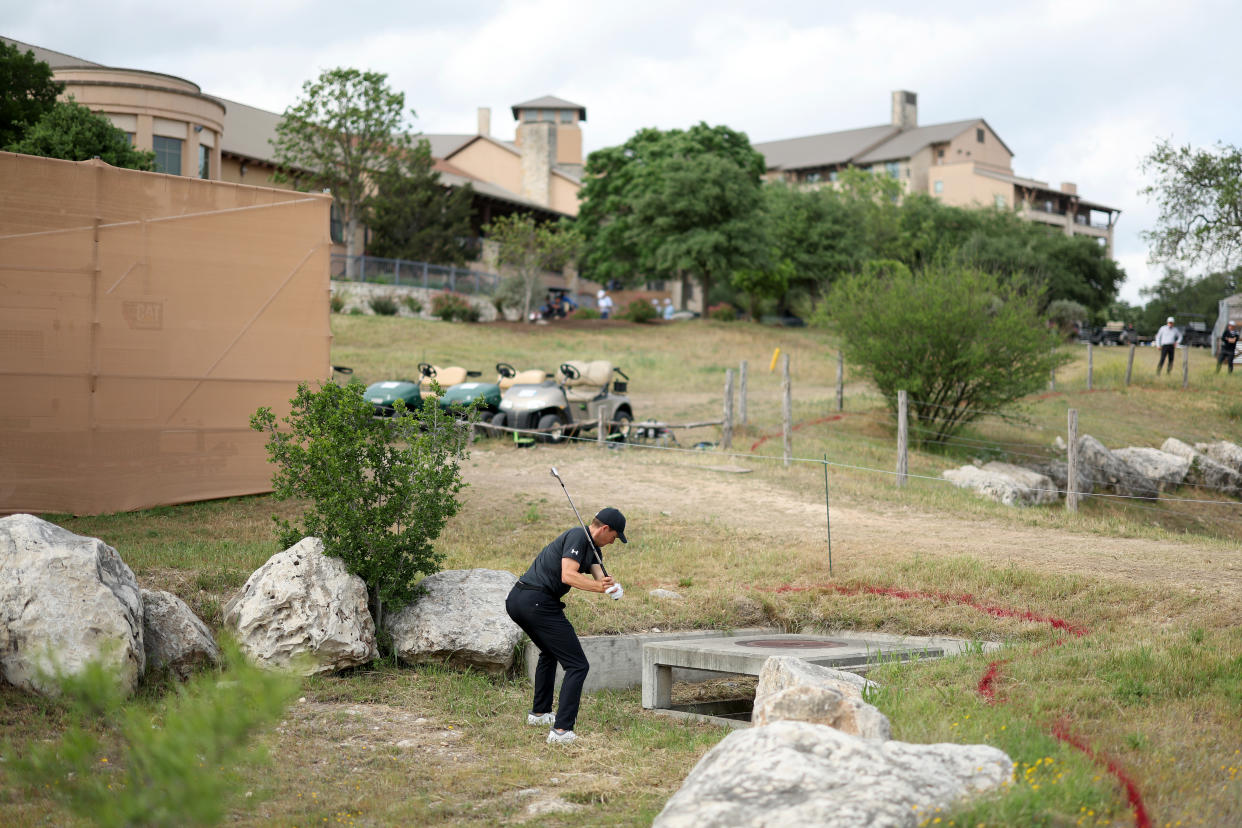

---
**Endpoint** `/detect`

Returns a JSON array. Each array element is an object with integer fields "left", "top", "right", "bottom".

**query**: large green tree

[
  {"left": 1142, "top": 139, "right": 1242, "bottom": 272},
  {"left": 1137, "top": 268, "right": 1239, "bottom": 333},
  {"left": 366, "top": 138, "right": 475, "bottom": 265},
  {"left": 272, "top": 68, "right": 412, "bottom": 278},
  {"left": 0, "top": 41, "right": 63, "bottom": 149},
  {"left": 8, "top": 98, "right": 155, "bottom": 170},
  {"left": 577, "top": 123, "right": 767, "bottom": 306}
]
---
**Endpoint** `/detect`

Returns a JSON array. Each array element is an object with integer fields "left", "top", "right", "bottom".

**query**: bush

[
  {"left": 348, "top": 307, "right": 364, "bottom": 315},
  {"left": 251, "top": 380, "right": 471, "bottom": 626},
  {"left": 1047, "top": 298, "right": 1089, "bottom": 336},
  {"left": 828, "top": 264, "right": 1069, "bottom": 444},
  {"left": 622, "top": 299, "right": 659, "bottom": 323},
  {"left": 368, "top": 293, "right": 400, "bottom": 316},
  {"left": 576, "top": 307, "right": 602, "bottom": 319},
  {"left": 708, "top": 303, "right": 738, "bottom": 322},
  {"left": 329, "top": 292, "right": 346, "bottom": 313},
  {"left": 431, "top": 291, "right": 477, "bottom": 322},
  {"left": 402, "top": 294, "right": 423, "bottom": 315}
]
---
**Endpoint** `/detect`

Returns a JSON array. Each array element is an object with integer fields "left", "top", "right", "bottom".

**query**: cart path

[{"left": 462, "top": 447, "right": 1242, "bottom": 604}]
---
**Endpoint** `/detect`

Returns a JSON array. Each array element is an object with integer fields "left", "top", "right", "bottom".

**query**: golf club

[{"left": 549, "top": 466, "right": 608, "bottom": 578}]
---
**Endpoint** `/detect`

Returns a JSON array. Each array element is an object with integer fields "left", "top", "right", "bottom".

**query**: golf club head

[{"left": 550, "top": 466, "right": 561, "bottom": 481}]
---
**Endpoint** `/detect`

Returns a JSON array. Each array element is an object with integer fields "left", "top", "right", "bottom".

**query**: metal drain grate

[{"left": 735, "top": 638, "right": 846, "bottom": 649}]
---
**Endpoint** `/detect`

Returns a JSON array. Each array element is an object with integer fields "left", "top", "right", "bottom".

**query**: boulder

[
  {"left": 1027, "top": 459, "right": 1095, "bottom": 496},
  {"left": 1112, "top": 447, "right": 1190, "bottom": 491},
  {"left": 1195, "top": 440, "right": 1242, "bottom": 473},
  {"left": 386, "top": 569, "right": 522, "bottom": 674},
  {"left": 1162, "top": 438, "right": 1242, "bottom": 495},
  {"left": 0, "top": 514, "right": 144, "bottom": 696},
  {"left": 942, "top": 463, "right": 1056, "bottom": 507},
  {"left": 224, "top": 537, "right": 377, "bottom": 675},
  {"left": 754, "top": 656, "right": 888, "bottom": 739},
  {"left": 653, "top": 721, "right": 1013, "bottom": 828},
  {"left": 141, "top": 588, "right": 220, "bottom": 680},
  {"left": 1077, "top": 435, "right": 1151, "bottom": 497}
]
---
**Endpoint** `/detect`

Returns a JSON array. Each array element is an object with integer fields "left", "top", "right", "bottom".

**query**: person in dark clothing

[
  {"left": 1217, "top": 321, "right": 1239, "bottom": 374},
  {"left": 505, "top": 507, "right": 627, "bottom": 745}
]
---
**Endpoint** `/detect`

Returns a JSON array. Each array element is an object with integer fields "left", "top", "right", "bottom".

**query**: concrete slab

[{"left": 642, "top": 632, "right": 996, "bottom": 709}]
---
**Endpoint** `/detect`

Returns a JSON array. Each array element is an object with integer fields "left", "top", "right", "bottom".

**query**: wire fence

[{"left": 330, "top": 254, "right": 500, "bottom": 296}]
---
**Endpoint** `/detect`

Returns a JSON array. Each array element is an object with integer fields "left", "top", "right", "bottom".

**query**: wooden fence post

[
  {"left": 1182, "top": 346, "right": 1190, "bottom": 389},
  {"left": 598, "top": 409, "right": 606, "bottom": 445},
  {"left": 836, "top": 350, "right": 844, "bottom": 412},
  {"left": 896, "top": 390, "right": 908, "bottom": 488},
  {"left": 781, "top": 354, "right": 792, "bottom": 467},
  {"left": 1066, "top": 408, "right": 1079, "bottom": 512},
  {"left": 1087, "top": 342, "right": 1093, "bottom": 391},
  {"left": 1125, "top": 343, "right": 1136, "bottom": 386},
  {"left": 739, "top": 360, "right": 748, "bottom": 425},
  {"left": 722, "top": 369, "right": 734, "bottom": 450}
]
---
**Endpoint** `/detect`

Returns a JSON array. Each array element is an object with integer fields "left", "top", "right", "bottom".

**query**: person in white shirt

[
  {"left": 1154, "top": 317, "right": 1182, "bottom": 374},
  {"left": 596, "top": 289, "right": 614, "bottom": 319}
]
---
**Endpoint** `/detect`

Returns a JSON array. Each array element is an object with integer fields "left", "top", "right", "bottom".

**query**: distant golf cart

[
  {"left": 364, "top": 363, "right": 480, "bottom": 417},
  {"left": 493, "top": 360, "right": 633, "bottom": 443},
  {"left": 436, "top": 363, "right": 549, "bottom": 427}
]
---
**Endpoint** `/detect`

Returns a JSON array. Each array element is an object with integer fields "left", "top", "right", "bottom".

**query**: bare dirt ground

[{"left": 462, "top": 446, "right": 1242, "bottom": 605}]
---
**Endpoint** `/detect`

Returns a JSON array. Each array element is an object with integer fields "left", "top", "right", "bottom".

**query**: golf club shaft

[{"left": 551, "top": 469, "right": 608, "bottom": 577}]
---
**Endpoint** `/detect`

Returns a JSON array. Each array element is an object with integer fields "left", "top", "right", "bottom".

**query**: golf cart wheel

[
  {"left": 609, "top": 411, "right": 633, "bottom": 442},
  {"left": 538, "top": 413, "right": 566, "bottom": 444},
  {"left": 490, "top": 411, "right": 507, "bottom": 438}
]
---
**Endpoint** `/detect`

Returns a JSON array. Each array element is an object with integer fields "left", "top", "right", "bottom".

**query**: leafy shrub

[
  {"left": 431, "top": 291, "right": 477, "bottom": 322},
  {"left": 708, "top": 303, "right": 737, "bottom": 322},
  {"left": 368, "top": 293, "right": 400, "bottom": 316},
  {"left": 622, "top": 299, "right": 659, "bottom": 323},
  {"left": 402, "top": 294, "right": 423, "bottom": 315},
  {"left": 329, "top": 292, "right": 346, "bottom": 313},
  {"left": 1047, "top": 298, "right": 1089, "bottom": 335},
  {"left": 251, "top": 379, "right": 471, "bottom": 626},
  {"left": 576, "top": 307, "right": 602, "bottom": 319}
]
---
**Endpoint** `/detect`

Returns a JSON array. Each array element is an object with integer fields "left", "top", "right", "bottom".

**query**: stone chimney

[
  {"left": 518, "top": 121, "right": 556, "bottom": 207},
  {"left": 1060, "top": 182, "right": 1078, "bottom": 195},
  {"left": 891, "top": 90, "right": 917, "bottom": 130},
  {"left": 477, "top": 107, "right": 491, "bottom": 137}
]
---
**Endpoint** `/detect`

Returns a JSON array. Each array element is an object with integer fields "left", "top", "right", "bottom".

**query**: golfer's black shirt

[
  {"left": 1222, "top": 329, "right": 1239, "bottom": 353},
  {"left": 520, "top": 527, "right": 600, "bottom": 599}
]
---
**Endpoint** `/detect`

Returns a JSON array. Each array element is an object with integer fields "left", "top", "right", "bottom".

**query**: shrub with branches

[
  {"left": 622, "top": 299, "right": 659, "bottom": 324},
  {"left": 368, "top": 293, "right": 399, "bottom": 316}
]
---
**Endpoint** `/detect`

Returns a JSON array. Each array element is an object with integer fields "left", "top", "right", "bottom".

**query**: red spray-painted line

[
  {"left": 1052, "top": 718, "right": 1153, "bottom": 828},
  {"left": 749, "top": 414, "right": 844, "bottom": 452},
  {"left": 977, "top": 659, "right": 1008, "bottom": 703}
]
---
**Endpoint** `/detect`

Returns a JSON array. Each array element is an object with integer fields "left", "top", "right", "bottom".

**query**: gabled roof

[
  {"left": 510, "top": 95, "right": 586, "bottom": 121},
  {"left": 855, "top": 118, "right": 1013, "bottom": 163},
  {"left": 2, "top": 37, "right": 101, "bottom": 69},
  {"left": 423, "top": 134, "right": 476, "bottom": 158},
  {"left": 753, "top": 124, "right": 898, "bottom": 171},
  {"left": 442, "top": 134, "right": 520, "bottom": 159}
]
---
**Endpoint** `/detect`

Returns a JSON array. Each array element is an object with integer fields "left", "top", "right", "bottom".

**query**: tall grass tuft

[{"left": 368, "top": 293, "right": 400, "bottom": 316}]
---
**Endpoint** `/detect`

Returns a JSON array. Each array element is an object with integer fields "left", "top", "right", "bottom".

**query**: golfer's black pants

[
  {"left": 1218, "top": 349, "right": 1236, "bottom": 374},
  {"left": 505, "top": 586, "right": 589, "bottom": 732},
  {"left": 1158, "top": 344, "right": 1175, "bottom": 373}
]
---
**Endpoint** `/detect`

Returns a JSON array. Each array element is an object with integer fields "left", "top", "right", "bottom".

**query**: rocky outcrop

[
  {"left": 752, "top": 656, "right": 888, "bottom": 739},
  {"left": 943, "top": 462, "right": 1057, "bottom": 506},
  {"left": 1162, "top": 438, "right": 1242, "bottom": 495},
  {"left": 1112, "top": 447, "right": 1190, "bottom": 491},
  {"left": 0, "top": 514, "right": 144, "bottom": 696},
  {"left": 224, "top": 537, "right": 377, "bottom": 675},
  {"left": 1076, "top": 435, "right": 1151, "bottom": 497},
  {"left": 653, "top": 721, "right": 1013, "bottom": 828},
  {"left": 1195, "top": 440, "right": 1242, "bottom": 473},
  {"left": 1028, "top": 459, "right": 1095, "bottom": 496},
  {"left": 141, "top": 589, "right": 220, "bottom": 680},
  {"left": 386, "top": 569, "right": 522, "bottom": 674}
]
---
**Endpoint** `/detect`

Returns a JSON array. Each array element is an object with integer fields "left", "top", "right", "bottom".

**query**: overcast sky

[{"left": 6, "top": 0, "right": 1239, "bottom": 302}]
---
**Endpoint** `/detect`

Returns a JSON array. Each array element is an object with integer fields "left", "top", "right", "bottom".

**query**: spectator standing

[
  {"left": 1154, "top": 317, "right": 1182, "bottom": 374},
  {"left": 1217, "top": 320, "right": 1239, "bottom": 374},
  {"left": 596, "top": 289, "right": 613, "bottom": 319},
  {"left": 662, "top": 298, "right": 675, "bottom": 320}
]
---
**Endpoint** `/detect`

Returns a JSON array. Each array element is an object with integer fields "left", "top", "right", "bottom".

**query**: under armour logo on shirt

[{"left": 568, "top": 548, "right": 579, "bottom": 557}]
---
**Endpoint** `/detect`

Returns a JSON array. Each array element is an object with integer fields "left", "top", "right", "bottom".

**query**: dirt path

[{"left": 462, "top": 446, "right": 1242, "bottom": 603}]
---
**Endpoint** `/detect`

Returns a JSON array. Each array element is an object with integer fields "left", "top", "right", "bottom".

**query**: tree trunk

[{"left": 522, "top": 269, "right": 535, "bottom": 323}]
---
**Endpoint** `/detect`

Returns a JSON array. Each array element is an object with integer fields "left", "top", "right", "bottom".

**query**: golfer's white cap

[
  {"left": 1167, "top": 317, "right": 1175, "bottom": 323},
  {"left": 597, "top": 289, "right": 605, "bottom": 298},
  {"left": 1231, "top": 320, "right": 1237, "bottom": 325}
]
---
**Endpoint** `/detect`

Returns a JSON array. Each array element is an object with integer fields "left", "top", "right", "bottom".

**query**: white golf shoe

[
  {"left": 546, "top": 728, "right": 577, "bottom": 745},
  {"left": 526, "top": 712, "right": 555, "bottom": 726}
]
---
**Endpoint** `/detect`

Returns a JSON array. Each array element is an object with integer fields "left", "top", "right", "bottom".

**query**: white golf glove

[{"left": 605, "top": 583, "right": 624, "bottom": 600}]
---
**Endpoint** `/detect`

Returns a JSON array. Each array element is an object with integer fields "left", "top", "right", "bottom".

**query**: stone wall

[{"left": 330, "top": 281, "right": 501, "bottom": 322}]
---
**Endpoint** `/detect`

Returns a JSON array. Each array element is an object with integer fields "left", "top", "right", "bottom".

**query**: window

[
  {"left": 885, "top": 161, "right": 900, "bottom": 178},
  {"left": 153, "top": 136, "right": 182, "bottom": 175},
  {"left": 994, "top": 194, "right": 1006, "bottom": 209},
  {"left": 976, "top": 128, "right": 985, "bottom": 144},
  {"left": 559, "top": 110, "right": 573, "bottom": 123},
  {"left": 198, "top": 144, "right": 210, "bottom": 179},
  {"left": 806, "top": 171, "right": 822, "bottom": 183},
  {"left": 933, "top": 180, "right": 944, "bottom": 195},
  {"left": 937, "top": 148, "right": 944, "bottom": 160},
  {"left": 330, "top": 204, "right": 343, "bottom": 244},
  {"left": 827, "top": 170, "right": 839, "bottom": 182},
  {"left": 523, "top": 109, "right": 535, "bottom": 122},
  {"left": 125, "top": 132, "right": 135, "bottom": 145},
  {"left": 1044, "top": 200, "right": 1054, "bottom": 213}
]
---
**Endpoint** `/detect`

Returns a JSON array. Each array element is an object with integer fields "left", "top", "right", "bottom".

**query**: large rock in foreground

[
  {"left": 943, "top": 462, "right": 1056, "bottom": 506},
  {"left": 1077, "top": 435, "right": 1151, "bottom": 497},
  {"left": 1113, "top": 447, "right": 1190, "bottom": 492},
  {"left": 387, "top": 569, "right": 521, "bottom": 674},
  {"left": 1163, "top": 438, "right": 1242, "bottom": 495},
  {"left": 141, "top": 588, "right": 220, "bottom": 680},
  {"left": 1195, "top": 440, "right": 1242, "bottom": 474},
  {"left": 224, "top": 538, "right": 377, "bottom": 675},
  {"left": 0, "top": 514, "right": 144, "bottom": 696},
  {"left": 653, "top": 721, "right": 1013, "bottom": 828},
  {"left": 753, "top": 655, "right": 888, "bottom": 739}
]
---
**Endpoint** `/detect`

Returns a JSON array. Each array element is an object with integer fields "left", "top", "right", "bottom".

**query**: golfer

[
  {"left": 1155, "top": 317, "right": 1181, "bottom": 374},
  {"left": 505, "top": 507, "right": 627, "bottom": 745},
  {"left": 1218, "top": 320, "right": 1239, "bottom": 374}
]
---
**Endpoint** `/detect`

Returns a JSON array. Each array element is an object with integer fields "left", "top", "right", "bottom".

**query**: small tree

[
  {"left": 0, "top": 41, "right": 63, "bottom": 148},
  {"left": 251, "top": 380, "right": 471, "bottom": 629},
  {"left": 485, "top": 213, "right": 579, "bottom": 322},
  {"left": 8, "top": 99, "right": 155, "bottom": 170},
  {"left": 271, "top": 68, "right": 412, "bottom": 279},
  {"left": 366, "top": 138, "right": 475, "bottom": 265},
  {"left": 829, "top": 263, "right": 1068, "bottom": 443}
]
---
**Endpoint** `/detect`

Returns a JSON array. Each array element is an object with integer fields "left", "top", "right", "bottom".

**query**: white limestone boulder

[
  {"left": 1077, "top": 435, "right": 1150, "bottom": 497},
  {"left": 1112, "top": 447, "right": 1190, "bottom": 491},
  {"left": 0, "top": 514, "right": 144, "bottom": 696},
  {"left": 943, "top": 463, "right": 1056, "bottom": 506},
  {"left": 653, "top": 721, "right": 1013, "bottom": 828},
  {"left": 224, "top": 537, "right": 377, "bottom": 675},
  {"left": 754, "top": 656, "right": 888, "bottom": 739},
  {"left": 386, "top": 569, "right": 522, "bottom": 674},
  {"left": 1195, "top": 440, "right": 1242, "bottom": 473},
  {"left": 141, "top": 588, "right": 220, "bottom": 680},
  {"left": 1162, "top": 438, "right": 1242, "bottom": 495},
  {"left": 982, "top": 462, "right": 1058, "bottom": 505}
]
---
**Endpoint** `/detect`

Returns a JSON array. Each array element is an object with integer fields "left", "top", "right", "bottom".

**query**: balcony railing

[{"left": 330, "top": 254, "right": 499, "bottom": 296}]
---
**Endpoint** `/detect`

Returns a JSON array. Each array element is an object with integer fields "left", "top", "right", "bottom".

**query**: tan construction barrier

[{"left": 0, "top": 153, "right": 333, "bottom": 515}]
